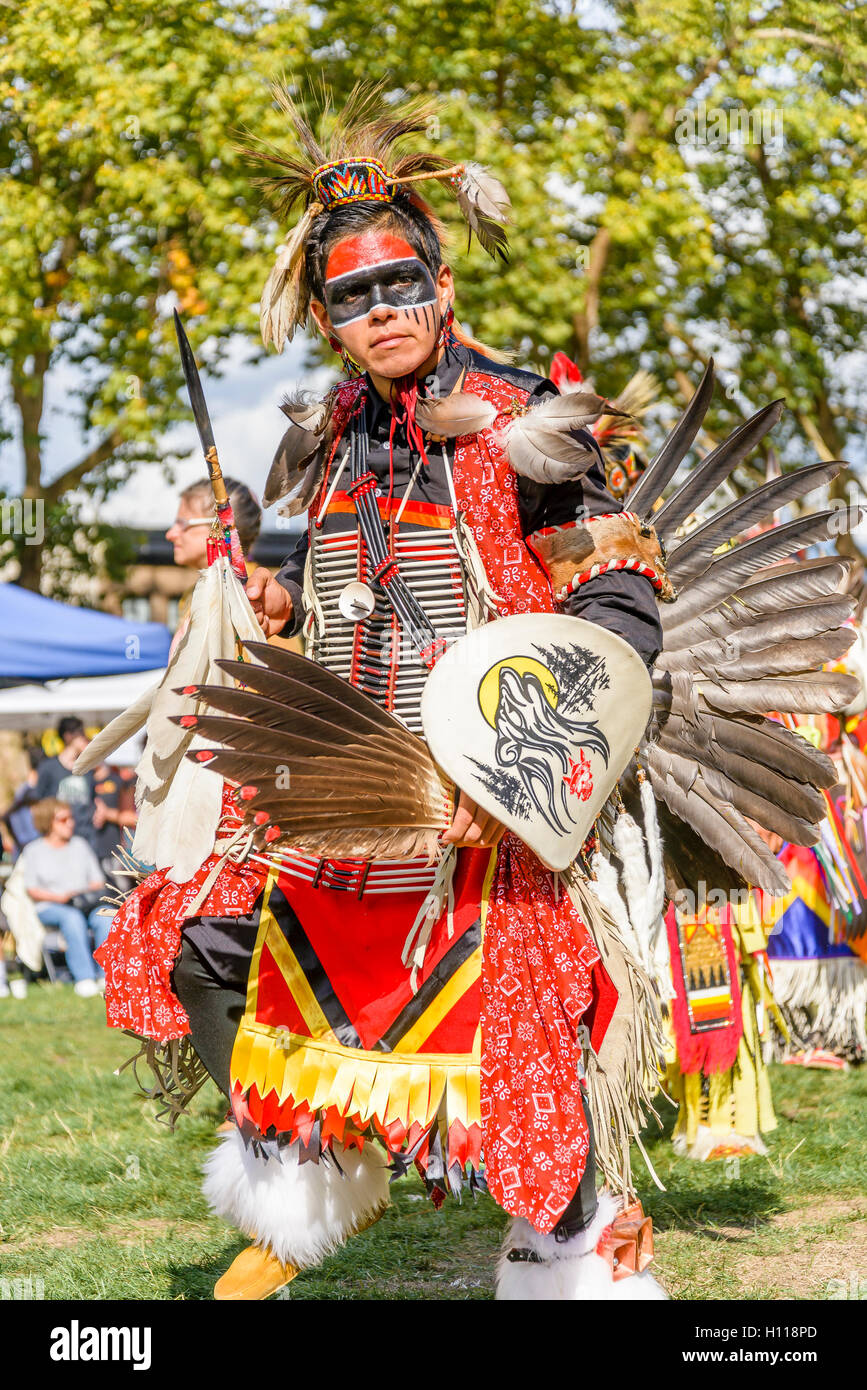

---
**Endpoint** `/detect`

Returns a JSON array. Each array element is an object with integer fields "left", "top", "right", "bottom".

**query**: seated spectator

[
  {"left": 18, "top": 798, "right": 113, "bottom": 998},
  {"left": 93, "top": 760, "right": 138, "bottom": 879}
]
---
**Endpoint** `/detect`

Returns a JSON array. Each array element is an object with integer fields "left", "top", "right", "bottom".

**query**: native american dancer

[
  {"left": 765, "top": 701, "right": 867, "bottom": 1068},
  {"left": 80, "top": 87, "right": 861, "bottom": 1301},
  {"left": 660, "top": 893, "right": 782, "bottom": 1159}
]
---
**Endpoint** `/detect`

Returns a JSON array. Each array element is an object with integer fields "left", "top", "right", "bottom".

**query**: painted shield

[{"left": 421, "top": 614, "right": 652, "bottom": 871}]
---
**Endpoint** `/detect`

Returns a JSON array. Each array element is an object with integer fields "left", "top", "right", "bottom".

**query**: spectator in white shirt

[{"left": 18, "top": 799, "right": 113, "bottom": 998}]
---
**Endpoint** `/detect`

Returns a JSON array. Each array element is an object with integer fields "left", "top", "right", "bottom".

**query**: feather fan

[{"left": 181, "top": 643, "right": 453, "bottom": 861}]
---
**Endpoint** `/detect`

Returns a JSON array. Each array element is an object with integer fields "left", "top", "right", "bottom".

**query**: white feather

[
  {"left": 498, "top": 391, "right": 606, "bottom": 483},
  {"left": 159, "top": 735, "right": 224, "bottom": 883},
  {"left": 459, "top": 162, "right": 511, "bottom": 223},
  {"left": 72, "top": 680, "right": 160, "bottom": 775},
  {"left": 131, "top": 560, "right": 262, "bottom": 880}
]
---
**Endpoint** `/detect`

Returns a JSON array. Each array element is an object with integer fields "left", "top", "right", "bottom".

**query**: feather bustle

[
  {"left": 625, "top": 359, "right": 715, "bottom": 517},
  {"left": 654, "top": 399, "right": 785, "bottom": 541}
]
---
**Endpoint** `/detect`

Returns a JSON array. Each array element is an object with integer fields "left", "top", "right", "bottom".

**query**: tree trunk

[{"left": 11, "top": 351, "right": 48, "bottom": 591}]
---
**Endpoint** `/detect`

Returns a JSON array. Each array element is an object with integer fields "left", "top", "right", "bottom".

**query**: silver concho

[{"left": 338, "top": 581, "right": 377, "bottom": 623}]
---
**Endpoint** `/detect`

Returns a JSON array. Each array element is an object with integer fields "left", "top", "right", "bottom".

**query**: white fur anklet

[
  {"left": 496, "top": 1192, "right": 668, "bottom": 1301},
  {"left": 203, "top": 1129, "right": 391, "bottom": 1269}
]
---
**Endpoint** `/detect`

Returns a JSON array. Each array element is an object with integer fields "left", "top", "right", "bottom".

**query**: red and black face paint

[{"left": 324, "top": 230, "right": 439, "bottom": 330}]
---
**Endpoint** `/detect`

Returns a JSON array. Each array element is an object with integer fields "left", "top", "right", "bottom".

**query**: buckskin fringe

[
  {"left": 116, "top": 1033, "right": 211, "bottom": 1129},
  {"left": 565, "top": 870, "right": 667, "bottom": 1197}
]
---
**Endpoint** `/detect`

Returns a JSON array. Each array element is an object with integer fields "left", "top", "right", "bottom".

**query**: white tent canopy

[{"left": 0, "top": 669, "right": 163, "bottom": 734}]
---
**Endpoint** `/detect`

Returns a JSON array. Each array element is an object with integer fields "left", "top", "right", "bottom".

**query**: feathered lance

[{"left": 173, "top": 309, "right": 247, "bottom": 582}]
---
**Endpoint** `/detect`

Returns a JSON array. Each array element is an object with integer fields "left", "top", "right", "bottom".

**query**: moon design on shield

[
  {"left": 478, "top": 656, "right": 559, "bottom": 728},
  {"left": 476, "top": 652, "right": 610, "bottom": 837}
]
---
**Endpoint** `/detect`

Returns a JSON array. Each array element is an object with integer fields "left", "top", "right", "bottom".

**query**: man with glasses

[{"left": 17, "top": 798, "right": 111, "bottom": 997}]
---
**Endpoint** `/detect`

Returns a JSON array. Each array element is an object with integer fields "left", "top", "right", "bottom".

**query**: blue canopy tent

[{"left": 0, "top": 584, "right": 170, "bottom": 681}]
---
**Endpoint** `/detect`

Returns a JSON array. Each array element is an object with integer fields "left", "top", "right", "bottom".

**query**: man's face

[
  {"left": 166, "top": 497, "right": 211, "bottom": 569},
  {"left": 312, "top": 228, "right": 452, "bottom": 379}
]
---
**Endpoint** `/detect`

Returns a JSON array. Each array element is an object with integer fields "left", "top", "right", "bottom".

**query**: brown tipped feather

[{"left": 182, "top": 638, "right": 453, "bottom": 860}]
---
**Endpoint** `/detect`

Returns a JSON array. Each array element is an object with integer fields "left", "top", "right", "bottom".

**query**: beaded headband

[{"left": 311, "top": 157, "right": 396, "bottom": 208}]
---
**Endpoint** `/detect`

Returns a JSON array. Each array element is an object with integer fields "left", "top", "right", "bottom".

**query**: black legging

[
  {"left": 552, "top": 1101, "right": 598, "bottom": 1239},
  {"left": 171, "top": 937, "right": 246, "bottom": 1099}
]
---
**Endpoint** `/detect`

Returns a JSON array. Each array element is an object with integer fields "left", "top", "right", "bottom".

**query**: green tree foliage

[
  {"left": 2, "top": 0, "right": 865, "bottom": 593},
  {"left": 0, "top": 0, "right": 309, "bottom": 593}
]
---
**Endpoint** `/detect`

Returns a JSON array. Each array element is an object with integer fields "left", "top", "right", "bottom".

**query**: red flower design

[{"left": 564, "top": 751, "right": 594, "bottom": 802}]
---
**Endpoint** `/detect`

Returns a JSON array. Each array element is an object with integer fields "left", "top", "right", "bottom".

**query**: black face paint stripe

[{"left": 325, "top": 257, "right": 438, "bottom": 328}]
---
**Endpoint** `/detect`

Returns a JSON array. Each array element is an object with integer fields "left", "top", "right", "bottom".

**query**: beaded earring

[
  {"left": 328, "top": 333, "right": 362, "bottom": 377},
  {"left": 437, "top": 303, "right": 456, "bottom": 347}
]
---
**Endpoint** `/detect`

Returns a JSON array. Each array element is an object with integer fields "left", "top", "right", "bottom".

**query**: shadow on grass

[
  {"left": 645, "top": 1179, "right": 785, "bottom": 1236},
  {"left": 164, "top": 1175, "right": 508, "bottom": 1301},
  {"left": 635, "top": 1090, "right": 788, "bottom": 1236},
  {"left": 166, "top": 1240, "right": 247, "bottom": 1301}
]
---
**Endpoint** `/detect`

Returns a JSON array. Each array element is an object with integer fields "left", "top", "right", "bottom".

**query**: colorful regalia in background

[
  {"left": 663, "top": 896, "right": 781, "bottom": 1159},
  {"left": 767, "top": 738, "right": 867, "bottom": 1067}
]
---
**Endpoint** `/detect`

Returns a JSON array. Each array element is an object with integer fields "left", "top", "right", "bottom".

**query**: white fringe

[
  {"left": 401, "top": 843, "right": 457, "bottom": 991},
  {"left": 590, "top": 781, "right": 671, "bottom": 1000},
  {"left": 672, "top": 1124, "right": 768, "bottom": 1161},
  {"left": 453, "top": 512, "right": 503, "bottom": 629},
  {"left": 771, "top": 956, "right": 867, "bottom": 1054},
  {"left": 202, "top": 1130, "right": 391, "bottom": 1269}
]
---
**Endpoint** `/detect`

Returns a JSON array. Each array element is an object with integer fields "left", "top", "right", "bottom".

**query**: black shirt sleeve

[
  {"left": 274, "top": 529, "right": 310, "bottom": 639},
  {"left": 518, "top": 382, "right": 663, "bottom": 670}
]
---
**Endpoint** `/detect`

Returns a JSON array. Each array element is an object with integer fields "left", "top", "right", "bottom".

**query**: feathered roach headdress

[{"left": 245, "top": 82, "right": 511, "bottom": 351}]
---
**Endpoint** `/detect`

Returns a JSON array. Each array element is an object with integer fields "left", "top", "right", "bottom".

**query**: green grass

[{"left": 1, "top": 983, "right": 865, "bottom": 1300}]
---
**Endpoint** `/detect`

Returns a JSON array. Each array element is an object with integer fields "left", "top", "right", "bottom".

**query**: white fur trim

[
  {"left": 202, "top": 1130, "right": 391, "bottom": 1268},
  {"left": 496, "top": 1192, "right": 668, "bottom": 1300}
]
